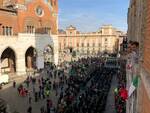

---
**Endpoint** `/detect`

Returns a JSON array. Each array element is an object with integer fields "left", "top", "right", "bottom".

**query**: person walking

[
  {"left": 13, "top": 81, "right": 16, "bottom": 88},
  {"left": 27, "top": 106, "right": 32, "bottom": 113},
  {"left": 34, "top": 92, "right": 38, "bottom": 102},
  {"left": 29, "top": 96, "right": 32, "bottom": 104},
  {"left": 40, "top": 106, "right": 45, "bottom": 113}
]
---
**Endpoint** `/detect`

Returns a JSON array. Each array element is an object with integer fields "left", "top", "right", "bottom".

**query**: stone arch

[
  {"left": 43, "top": 44, "right": 54, "bottom": 63},
  {"left": 1, "top": 47, "right": 16, "bottom": 74},
  {"left": 25, "top": 46, "right": 37, "bottom": 70}
]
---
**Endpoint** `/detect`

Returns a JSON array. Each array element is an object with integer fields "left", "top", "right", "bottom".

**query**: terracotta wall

[
  {"left": 0, "top": 10, "right": 18, "bottom": 35},
  {"left": 140, "top": 0, "right": 150, "bottom": 113},
  {"left": 143, "top": 0, "right": 150, "bottom": 74},
  {"left": 0, "top": 0, "right": 58, "bottom": 35},
  {"left": 140, "top": 81, "right": 150, "bottom": 113}
]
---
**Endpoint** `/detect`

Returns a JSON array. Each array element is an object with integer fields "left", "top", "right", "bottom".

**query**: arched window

[
  {"left": 44, "top": 0, "right": 49, "bottom": 3},
  {"left": 51, "top": 0, "right": 53, "bottom": 6}
]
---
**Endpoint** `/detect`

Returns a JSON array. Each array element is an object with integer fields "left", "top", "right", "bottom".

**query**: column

[
  {"left": 53, "top": 35, "right": 59, "bottom": 65},
  {"left": 36, "top": 50, "right": 44, "bottom": 69},
  {"left": 16, "top": 54, "right": 26, "bottom": 75}
]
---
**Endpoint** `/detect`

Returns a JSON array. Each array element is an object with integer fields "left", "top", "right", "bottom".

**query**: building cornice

[
  {"left": 58, "top": 34, "right": 118, "bottom": 37},
  {"left": 0, "top": 7, "right": 17, "bottom": 13}
]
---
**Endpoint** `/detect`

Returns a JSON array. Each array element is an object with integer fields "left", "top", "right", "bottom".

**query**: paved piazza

[{"left": 0, "top": 69, "right": 62, "bottom": 113}]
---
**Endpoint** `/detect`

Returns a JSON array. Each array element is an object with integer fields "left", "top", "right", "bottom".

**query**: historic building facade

[
  {"left": 127, "top": 0, "right": 146, "bottom": 57},
  {"left": 141, "top": 0, "right": 150, "bottom": 112},
  {"left": 0, "top": 0, "right": 59, "bottom": 76},
  {"left": 58, "top": 25, "right": 125, "bottom": 62},
  {"left": 127, "top": 0, "right": 150, "bottom": 113}
]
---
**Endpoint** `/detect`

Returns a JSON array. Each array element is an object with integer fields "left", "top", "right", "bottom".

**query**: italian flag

[{"left": 128, "top": 76, "right": 139, "bottom": 97}]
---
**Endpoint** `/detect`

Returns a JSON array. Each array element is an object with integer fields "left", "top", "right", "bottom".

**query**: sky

[{"left": 58, "top": 0, "right": 130, "bottom": 33}]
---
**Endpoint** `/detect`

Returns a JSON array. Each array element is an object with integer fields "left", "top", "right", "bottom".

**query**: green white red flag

[{"left": 128, "top": 76, "right": 139, "bottom": 97}]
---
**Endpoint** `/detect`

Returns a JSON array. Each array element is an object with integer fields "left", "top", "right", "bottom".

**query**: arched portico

[
  {"left": 43, "top": 45, "right": 54, "bottom": 63},
  {"left": 1, "top": 47, "right": 16, "bottom": 74},
  {"left": 25, "top": 46, "right": 37, "bottom": 70}
]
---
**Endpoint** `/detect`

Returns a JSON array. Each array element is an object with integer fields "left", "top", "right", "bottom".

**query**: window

[
  {"left": 81, "top": 49, "right": 84, "bottom": 54},
  {"left": 82, "top": 43, "right": 84, "bottom": 47},
  {"left": 93, "top": 43, "right": 95, "bottom": 47},
  {"left": 26, "top": 26, "right": 29, "bottom": 33},
  {"left": 2, "top": 26, "right": 13, "bottom": 36},
  {"left": 87, "top": 49, "right": 90, "bottom": 55},
  {"left": 77, "top": 43, "right": 79, "bottom": 47},
  {"left": 50, "top": 0, "right": 53, "bottom": 6},
  {"left": 87, "top": 43, "right": 90, "bottom": 47},
  {"left": 6, "top": 26, "right": 9, "bottom": 35},
  {"left": 69, "top": 42, "right": 72, "bottom": 46},
  {"left": 92, "top": 48, "right": 95, "bottom": 54},
  {"left": 9, "top": 27, "right": 12, "bottom": 35},
  {"left": 35, "top": 6, "right": 44, "bottom": 17},
  {"left": 26, "top": 26, "right": 35, "bottom": 33},
  {"left": 44, "top": 0, "right": 49, "bottom": 3},
  {"left": 54, "top": 0, "right": 56, "bottom": 5},
  {"left": 105, "top": 38, "right": 108, "bottom": 41},
  {"left": 64, "top": 43, "right": 66, "bottom": 47},
  {"left": 45, "top": 27, "right": 51, "bottom": 34},
  {"left": 98, "top": 43, "right": 101, "bottom": 47}
]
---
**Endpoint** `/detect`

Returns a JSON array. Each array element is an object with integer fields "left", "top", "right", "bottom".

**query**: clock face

[{"left": 36, "top": 6, "right": 44, "bottom": 17}]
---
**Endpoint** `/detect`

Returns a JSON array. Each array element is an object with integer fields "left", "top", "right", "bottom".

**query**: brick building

[
  {"left": 0, "top": 0, "right": 58, "bottom": 35},
  {"left": 140, "top": 0, "right": 150, "bottom": 112},
  {"left": 127, "top": 0, "right": 150, "bottom": 113},
  {"left": 0, "top": 0, "right": 59, "bottom": 76},
  {"left": 58, "top": 25, "right": 126, "bottom": 62}
]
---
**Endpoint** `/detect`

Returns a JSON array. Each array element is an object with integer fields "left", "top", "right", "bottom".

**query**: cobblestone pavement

[
  {"left": 0, "top": 70, "right": 63, "bottom": 113},
  {"left": 104, "top": 74, "right": 118, "bottom": 113}
]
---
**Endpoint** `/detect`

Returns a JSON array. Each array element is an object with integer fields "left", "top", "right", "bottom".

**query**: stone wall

[
  {"left": 0, "top": 33, "right": 58, "bottom": 76},
  {"left": 127, "top": 0, "right": 150, "bottom": 113},
  {"left": 58, "top": 25, "right": 125, "bottom": 60}
]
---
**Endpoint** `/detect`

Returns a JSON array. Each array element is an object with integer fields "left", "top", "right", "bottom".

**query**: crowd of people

[
  {"left": 0, "top": 40, "right": 140, "bottom": 113},
  {"left": 0, "top": 55, "right": 128, "bottom": 113},
  {"left": 56, "top": 57, "right": 103, "bottom": 113},
  {"left": 113, "top": 40, "right": 139, "bottom": 113},
  {"left": 114, "top": 64, "right": 127, "bottom": 113},
  {"left": 64, "top": 67, "right": 116, "bottom": 113},
  {"left": 11, "top": 57, "right": 106, "bottom": 113}
]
